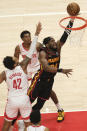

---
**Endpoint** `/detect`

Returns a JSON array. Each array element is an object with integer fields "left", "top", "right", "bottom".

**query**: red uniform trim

[
  {"left": 4, "top": 112, "right": 17, "bottom": 120},
  {"left": 22, "top": 43, "right": 29, "bottom": 51},
  {"left": 28, "top": 78, "right": 32, "bottom": 81},
  {"left": 22, "top": 116, "right": 30, "bottom": 120},
  {"left": 38, "top": 96, "right": 49, "bottom": 101},
  {"left": 32, "top": 125, "right": 41, "bottom": 127}
]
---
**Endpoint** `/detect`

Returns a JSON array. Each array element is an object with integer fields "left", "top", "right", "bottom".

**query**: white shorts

[{"left": 4, "top": 95, "right": 32, "bottom": 122}]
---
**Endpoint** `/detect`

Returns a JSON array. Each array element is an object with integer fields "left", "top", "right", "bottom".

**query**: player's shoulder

[
  {"left": 36, "top": 42, "right": 43, "bottom": 52},
  {"left": 39, "top": 47, "right": 47, "bottom": 52},
  {"left": 56, "top": 40, "right": 61, "bottom": 48},
  {"left": 36, "top": 42, "right": 42, "bottom": 46},
  {"left": 39, "top": 48, "right": 47, "bottom": 57}
]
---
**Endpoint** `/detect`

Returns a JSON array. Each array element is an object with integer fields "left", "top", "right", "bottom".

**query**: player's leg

[
  {"left": 2, "top": 119, "right": 12, "bottom": 131},
  {"left": 32, "top": 78, "right": 54, "bottom": 111},
  {"left": 19, "top": 95, "right": 32, "bottom": 130},
  {"left": 24, "top": 121, "right": 31, "bottom": 128},
  {"left": 32, "top": 97, "right": 46, "bottom": 110},
  {"left": 29, "top": 80, "right": 40, "bottom": 103},
  {"left": 40, "top": 78, "right": 64, "bottom": 122},
  {"left": 3, "top": 98, "right": 18, "bottom": 131},
  {"left": 50, "top": 90, "right": 62, "bottom": 110},
  {"left": 50, "top": 90, "right": 59, "bottom": 104},
  {"left": 17, "top": 119, "right": 31, "bottom": 130},
  {"left": 10, "top": 111, "right": 20, "bottom": 129},
  {"left": 27, "top": 72, "right": 41, "bottom": 103},
  {"left": 17, "top": 81, "right": 40, "bottom": 130},
  {"left": 50, "top": 90, "right": 64, "bottom": 122}
]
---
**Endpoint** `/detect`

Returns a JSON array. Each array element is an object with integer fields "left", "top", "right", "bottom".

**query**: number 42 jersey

[{"left": 5, "top": 65, "right": 29, "bottom": 98}]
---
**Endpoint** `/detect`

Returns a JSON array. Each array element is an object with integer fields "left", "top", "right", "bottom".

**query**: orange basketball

[{"left": 67, "top": 2, "right": 80, "bottom": 16}]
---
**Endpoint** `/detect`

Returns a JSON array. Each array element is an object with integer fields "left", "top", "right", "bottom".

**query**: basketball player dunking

[
  {"left": 0, "top": 22, "right": 42, "bottom": 131},
  {"left": 27, "top": 18, "right": 74, "bottom": 121}
]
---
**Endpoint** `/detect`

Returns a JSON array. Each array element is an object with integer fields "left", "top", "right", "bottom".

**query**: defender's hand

[
  {"left": 35, "top": 22, "right": 42, "bottom": 36},
  {"left": 62, "top": 69, "right": 73, "bottom": 77}
]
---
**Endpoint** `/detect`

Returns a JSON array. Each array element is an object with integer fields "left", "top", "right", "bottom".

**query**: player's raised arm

[
  {"left": 14, "top": 45, "right": 20, "bottom": 60},
  {"left": 57, "top": 18, "right": 74, "bottom": 52},
  {"left": 0, "top": 71, "right": 6, "bottom": 83},
  {"left": 20, "top": 22, "right": 42, "bottom": 72}
]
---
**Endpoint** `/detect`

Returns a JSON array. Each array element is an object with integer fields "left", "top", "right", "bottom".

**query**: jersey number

[{"left": 13, "top": 78, "right": 22, "bottom": 89}]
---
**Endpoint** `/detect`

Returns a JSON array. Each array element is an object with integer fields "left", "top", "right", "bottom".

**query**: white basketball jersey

[
  {"left": 27, "top": 125, "right": 46, "bottom": 131},
  {"left": 5, "top": 66, "right": 29, "bottom": 97},
  {"left": 19, "top": 43, "right": 40, "bottom": 74}
]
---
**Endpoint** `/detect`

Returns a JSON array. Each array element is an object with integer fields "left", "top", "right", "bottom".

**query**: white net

[
  {"left": 60, "top": 17, "right": 86, "bottom": 46},
  {"left": 69, "top": 28, "right": 85, "bottom": 46}
]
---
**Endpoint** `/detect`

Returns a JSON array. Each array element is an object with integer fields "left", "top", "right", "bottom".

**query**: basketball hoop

[
  {"left": 59, "top": 16, "right": 87, "bottom": 30},
  {"left": 59, "top": 16, "right": 87, "bottom": 46}
]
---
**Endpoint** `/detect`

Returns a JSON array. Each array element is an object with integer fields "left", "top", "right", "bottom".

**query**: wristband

[{"left": 60, "top": 21, "right": 73, "bottom": 43}]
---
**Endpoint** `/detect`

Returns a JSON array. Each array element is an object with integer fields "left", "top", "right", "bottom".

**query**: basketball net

[
  {"left": 69, "top": 28, "right": 85, "bottom": 46},
  {"left": 59, "top": 16, "right": 87, "bottom": 46}
]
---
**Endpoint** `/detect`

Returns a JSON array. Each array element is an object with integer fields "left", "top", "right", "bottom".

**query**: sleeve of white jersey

[{"left": 26, "top": 36, "right": 38, "bottom": 58}]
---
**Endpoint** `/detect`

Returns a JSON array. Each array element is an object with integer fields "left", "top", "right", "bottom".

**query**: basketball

[{"left": 67, "top": 2, "right": 80, "bottom": 16}]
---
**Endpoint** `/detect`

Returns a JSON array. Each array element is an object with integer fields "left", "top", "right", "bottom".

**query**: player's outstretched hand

[
  {"left": 35, "top": 22, "right": 42, "bottom": 36},
  {"left": 62, "top": 69, "right": 73, "bottom": 77}
]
